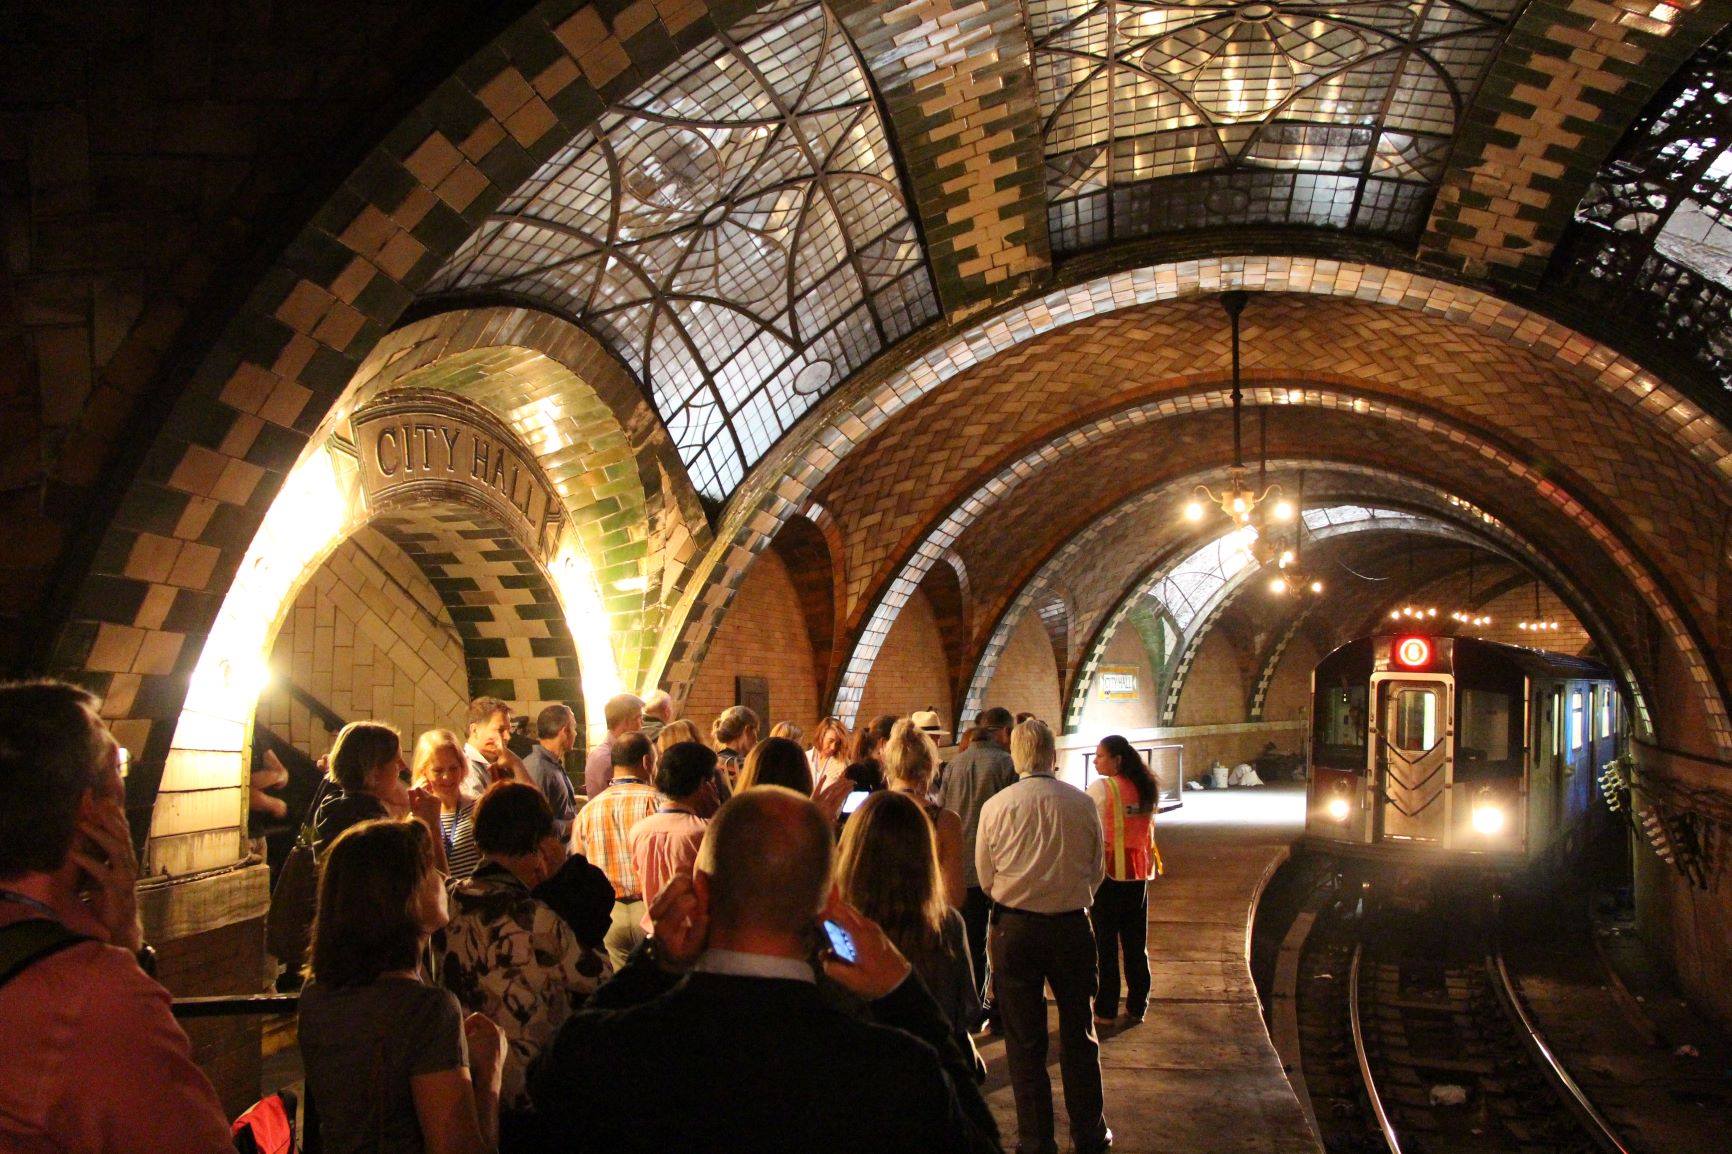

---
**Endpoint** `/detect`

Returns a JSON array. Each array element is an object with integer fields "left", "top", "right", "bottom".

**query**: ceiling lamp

[
  {"left": 1516, "top": 579, "right": 1560, "bottom": 634},
  {"left": 1267, "top": 469, "right": 1322, "bottom": 597},
  {"left": 1184, "top": 292, "right": 1285, "bottom": 527},
  {"left": 1448, "top": 554, "right": 1491, "bottom": 628}
]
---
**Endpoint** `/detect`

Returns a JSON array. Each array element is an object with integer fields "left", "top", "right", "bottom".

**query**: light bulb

[
  {"left": 1231, "top": 495, "right": 1248, "bottom": 515},
  {"left": 1278, "top": 549, "right": 1295, "bottom": 567},
  {"left": 1271, "top": 499, "right": 1295, "bottom": 522},
  {"left": 1184, "top": 501, "right": 1205, "bottom": 522},
  {"left": 1269, "top": 576, "right": 1288, "bottom": 594},
  {"left": 1309, "top": 580, "right": 1323, "bottom": 594}
]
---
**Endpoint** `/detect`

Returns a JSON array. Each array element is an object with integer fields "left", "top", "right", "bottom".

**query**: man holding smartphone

[{"left": 0, "top": 680, "right": 234, "bottom": 1154}]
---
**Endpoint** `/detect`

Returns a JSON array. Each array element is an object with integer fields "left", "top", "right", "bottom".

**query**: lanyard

[{"left": 0, "top": 888, "right": 61, "bottom": 920}]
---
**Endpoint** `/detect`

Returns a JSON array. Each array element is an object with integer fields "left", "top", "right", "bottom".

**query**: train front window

[
  {"left": 1392, "top": 688, "right": 1440, "bottom": 753},
  {"left": 1315, "top": 685, "right": 1368, "bottom": 769}
]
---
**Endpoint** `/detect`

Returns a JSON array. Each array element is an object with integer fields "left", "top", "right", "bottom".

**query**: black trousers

[
  {"left": 962, "top": 886, "right": 992, "bottom": 1003},
  {"left": 988, "top": 910, "right": 1108, "bottom": 1154},
  {"left": 1090, "top": 878, "right": 1150, "bottom": 1018}
]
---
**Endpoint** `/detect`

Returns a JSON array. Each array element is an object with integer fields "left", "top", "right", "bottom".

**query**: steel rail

[
  {"left": 1348, "top": 941, "right": 1404, "bottom": 1154},
  {"left": 1488, "top": 949, "right": 1637, "bottom": 1154}
]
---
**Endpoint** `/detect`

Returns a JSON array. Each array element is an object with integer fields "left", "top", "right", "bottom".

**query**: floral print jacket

[{"left": 440, "top": 862, "right": 610, "bottom": 1108}]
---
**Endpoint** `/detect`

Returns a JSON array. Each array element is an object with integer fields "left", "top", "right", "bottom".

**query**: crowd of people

[{"left": 0, "top": 680, "right": 1165, "bottom": 1154}]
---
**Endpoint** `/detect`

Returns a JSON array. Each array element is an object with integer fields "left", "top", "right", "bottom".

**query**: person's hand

[
  {"left": 250, "top": 750, "right": 290, "bottom": 819},
  {"left": 492, "top": 745, "right": 531, "bottom": 786},
  {"left": 647, "top": 874, "right": 708, "bottom": 971},
  {"left": 463, "top": 1012, "right": 506, "bottom": 1093},
  {"left": 72, "top": 796, "right": 143, "bottom": 952},
  {"left": 814, "top": 774, "right": 854, "bottom": 823},
  {"left": 819, "top": 892, "right": 911, "bottom": 1001},
  {"left": 407, "top": 786, "right": 442, "bottom": 829}
]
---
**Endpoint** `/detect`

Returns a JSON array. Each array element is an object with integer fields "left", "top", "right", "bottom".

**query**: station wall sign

[
  {"left": 1098, "top": 665, "right": 1139, "bottom": 701},
  {"left": 351, "top": 394, "right": 562, "bottom": 554}
]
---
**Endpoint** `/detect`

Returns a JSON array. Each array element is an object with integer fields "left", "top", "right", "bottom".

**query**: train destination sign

[{"left": 352, "top": 397, "right": 559, "bottom": 549}]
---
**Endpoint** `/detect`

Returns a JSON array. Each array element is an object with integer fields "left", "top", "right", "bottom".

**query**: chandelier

[
  {"left": 1448, "top": 553, "right": 1492, "bottom": 628},
  {"left": 1184, "top": 292, "right": 1290, "bottom": 528},
  {"left": 1267, "top": 469, "right": 1322, "bottom": 596},
  {"left": 1517, "top": 580, "right": 1561, "bottom": 633}
]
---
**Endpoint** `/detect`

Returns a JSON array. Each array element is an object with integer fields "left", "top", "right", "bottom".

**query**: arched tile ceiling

[
  {"left": 426, "top": 0, "right": 937, "bottom": 499},
  {"left": 1034, "top": 0, "right": 1520, "bottom": 249}
]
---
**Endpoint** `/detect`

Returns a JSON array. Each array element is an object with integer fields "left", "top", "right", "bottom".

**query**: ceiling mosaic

[
  {"left": 426, "top": 0, "right": 937, "bottom": 499},
  {"left": 1556, "top": 23, "right": 1732, "bottom": 401},
  {"left": 1030, "top": 0, "right": 1521, "bottom": 251}
]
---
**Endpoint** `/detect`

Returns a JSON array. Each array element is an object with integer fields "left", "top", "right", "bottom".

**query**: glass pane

[
  {"left": 1569, "top": 690, "right": 1586, "bottom": 752},
  {"left": 1460, "top": 689, "right": 1511, "bottom": 763},
  {"left": 1393, "top": 688, "right": 1438, "bottom": 752},
  {"left": 1315, "top": 685, "right": 1368, "bottom": 769}
]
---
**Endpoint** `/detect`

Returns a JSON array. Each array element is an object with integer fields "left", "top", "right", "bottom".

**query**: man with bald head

[{"left": 533, "top": 787, "right": 1000, "bottom": 1153}]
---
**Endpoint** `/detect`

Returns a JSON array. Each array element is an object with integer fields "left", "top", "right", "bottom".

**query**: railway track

[{"left": 1286, "top": 867, "right": 1636, "bottom": 1154}]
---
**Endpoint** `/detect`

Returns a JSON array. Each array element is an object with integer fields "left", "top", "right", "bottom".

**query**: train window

[
  {"left": 1569, "top": 690, "right": 1586, "bottom": 753},
  {"left": 1392, "top": 688, "right": 1440, "bottom": 752},
  {"left": 1459, "top": 690, "right": 1512, "bottom": 764},
  {"left": 1600, "top": 691, "right": 1613, "bottom": 738},
  {"left": 1315, "top": 685, "right": 1368, "bottom": 769}
]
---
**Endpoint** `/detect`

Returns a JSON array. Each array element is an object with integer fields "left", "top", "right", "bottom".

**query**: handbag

[{"left": 267, "top": 775, "right": 334, "bottom": 968}]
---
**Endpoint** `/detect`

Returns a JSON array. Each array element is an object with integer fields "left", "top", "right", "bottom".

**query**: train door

[{"left": 1370, "top": 673, "right": 1453, "bottom": 844}]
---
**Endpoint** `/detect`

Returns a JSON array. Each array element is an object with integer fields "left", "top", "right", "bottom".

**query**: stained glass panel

[
  {"left": 425, "top": 0, "right": 938, "bottom": 499},
  {"left": 1031, "top": 0, "right": 1521, "bottom": 252}
]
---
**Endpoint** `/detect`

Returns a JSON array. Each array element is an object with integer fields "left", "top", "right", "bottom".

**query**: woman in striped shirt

[{"left": 414, "top": 729, "right": 483, "bottom": 879}]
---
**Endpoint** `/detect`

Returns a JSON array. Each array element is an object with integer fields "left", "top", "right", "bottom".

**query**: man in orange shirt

[
  {"left": 627, "top": 741, "right": 715, "bottom": 930},
  {"left": 0, "top": 680, "right": 234, "bottom": 1154}
]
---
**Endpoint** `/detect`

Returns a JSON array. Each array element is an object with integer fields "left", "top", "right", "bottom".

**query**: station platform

[{"left": 977, "top": 785, "right": 1321, "bottom": 1154}]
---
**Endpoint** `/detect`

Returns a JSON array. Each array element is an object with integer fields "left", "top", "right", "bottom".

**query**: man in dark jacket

[{"left": 531, "top": 787, "right": 1001, "bottom": 1153}]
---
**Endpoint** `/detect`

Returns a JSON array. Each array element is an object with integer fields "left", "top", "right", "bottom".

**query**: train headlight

[
  {"left": 1325, "top": 795, "right": 1352, "bottom": 822},
  {"left": 1471, "top": 794, "right": 1507, "bottom": 835}
]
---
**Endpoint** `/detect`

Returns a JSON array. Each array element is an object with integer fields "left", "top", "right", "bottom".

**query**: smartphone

[
  {"left": 841, "top": 790, "right": 870, "bottom": 814},
  {"left": 821, "top": 918, "right": 858, "bottom": 964}
]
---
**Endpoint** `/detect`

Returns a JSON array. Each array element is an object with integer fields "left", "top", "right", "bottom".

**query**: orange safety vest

[{"left": 1102, "top": 776, "right": 1162, "bottom": 881}]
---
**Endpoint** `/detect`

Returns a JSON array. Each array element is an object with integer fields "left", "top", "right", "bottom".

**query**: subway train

[{"left": 1305, "top": 634, "right": 1623, "bottom": 863}]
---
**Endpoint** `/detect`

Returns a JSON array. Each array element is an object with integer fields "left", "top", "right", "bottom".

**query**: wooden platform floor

[{"left": 975, "top": 785, "right": 1323, "bottom": 1154}]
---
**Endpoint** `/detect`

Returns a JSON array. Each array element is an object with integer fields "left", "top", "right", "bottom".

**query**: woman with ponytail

[
  {"left": 1086, "top": 735, "right": 1159, "bottom": 1024},
  {"left": 881, "top": 718, "right": 966, "bottom": 908}
]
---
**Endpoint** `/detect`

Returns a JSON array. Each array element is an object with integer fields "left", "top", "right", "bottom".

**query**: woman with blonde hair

[
  {"left": 653, "top": 718, "right": 702, "bottom": 756},
  {"left": 768, "top": 720, "right": 804, "bottom": 744},
  {"left": 881, "top": 718, "right": 966, "bottom": 908},
  {"left": 837, "top": 791, "right": 982, "bottom": 1072},
  {"left": 710, "top": 706, "right": 759, "bottom": 790},
  {"left": 806, "top": 716, "right": 850, "bottom": 790},
  {"left": 298, "top": 818, "right": 506, "bottom": 1153},
  {"left": 413, "top": 728, "right": 482, "bottom": 879}
]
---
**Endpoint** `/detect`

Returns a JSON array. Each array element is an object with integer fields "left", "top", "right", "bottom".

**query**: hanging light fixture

[
  {"left": 1449, "top": 552, "right": 1492, "bottom": 628},
  {"left": 1184, "top": 292, "right": 1287, "bottom": 527},
  {"left": 1517, "top": 579, "right": 1560, "bottom": 633},
  {"left": 1268, "top": 470, "right": 1322, "bottom": 596}
]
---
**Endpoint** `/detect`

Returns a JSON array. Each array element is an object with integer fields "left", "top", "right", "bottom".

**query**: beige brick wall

[
  {"left": 256, "top": 527, "right": 468, "bottom": 759},
  {"left": 979, "top": 610, "right": 1062, "bottom": 725},
  {"left": 685, "top": 548, "right": 820, "bottom": 742},
  {"left": 1460, "top": 584, "right": 1589, "bottom": 655},
  {"left": 856, "top": 588, "right": 951, "bottom": 732},
  {"left": 1079, "top": 627, "right": 1160, "bottom": 732},
  {"left": 1264, "top": 632, "right": 1323, "bottom": 724},
  {"left": 1174, "top": 627, "right": 1248, "bottom": 727}
]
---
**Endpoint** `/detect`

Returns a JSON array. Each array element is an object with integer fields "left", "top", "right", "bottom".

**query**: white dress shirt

[{"left": 975, "top": 772, "right": 1105, "bottom": 913}]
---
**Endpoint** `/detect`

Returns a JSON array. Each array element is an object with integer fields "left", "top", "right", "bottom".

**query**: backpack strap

[
  {"left": 0, "top": 918, "right": 92, "bottom": 991},
  {"left": 1102, "top": 776, "right": 1127, "bottom": 880}
]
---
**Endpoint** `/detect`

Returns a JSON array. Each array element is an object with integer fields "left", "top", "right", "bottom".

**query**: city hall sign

[{"left": 350, "top": 394, "right": 562, "bottom": 553}]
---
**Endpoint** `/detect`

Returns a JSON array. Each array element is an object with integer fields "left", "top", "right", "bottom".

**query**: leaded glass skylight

[
  {"left": 426, "top": 0, "right": 937, "bottom": 498},
  {"left": 1030, "top": 0, "right": 1520, "bottom": 252},
  {"left": 1557, "top": 24, "right": 1732, "bottom": 397}
]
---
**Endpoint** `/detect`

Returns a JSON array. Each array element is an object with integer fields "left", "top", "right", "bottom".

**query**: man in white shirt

[{"left": 976, "top": 718, "right": 1109, "bottom": 1154}]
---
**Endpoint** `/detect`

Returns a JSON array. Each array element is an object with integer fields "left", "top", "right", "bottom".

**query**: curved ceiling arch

[
  {"left": 827, "top": 384, "right": 1702, "bottom": 746},
  {"left": 660, "top": 255, "right": 1732, "bottom": 709}
]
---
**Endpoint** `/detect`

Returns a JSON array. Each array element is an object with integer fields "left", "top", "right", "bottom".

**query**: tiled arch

[
  {"left": 342, "top": 306, "right": 714, "bottom": 689},
  {"left": 657, "top": 256, "right": 1732, "bottom": 721},
  {"left": 833, "top": 383, "right": 1700, "bottom": 744},
  {"left": 58, "top": 0, "right": 788, "bottom": 842}
]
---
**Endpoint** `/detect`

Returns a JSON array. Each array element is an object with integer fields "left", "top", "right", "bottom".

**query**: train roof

[{"left": 1317, "top": 634, "right": 1613, "bottom": 682}]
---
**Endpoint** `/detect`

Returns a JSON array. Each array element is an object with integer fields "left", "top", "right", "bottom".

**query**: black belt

[
  {"left": 615, "top": 895, "right": 643, "bottom": 905},
  {"left": 992, "top": 903, "right": 1086, "bottom": 920}
]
